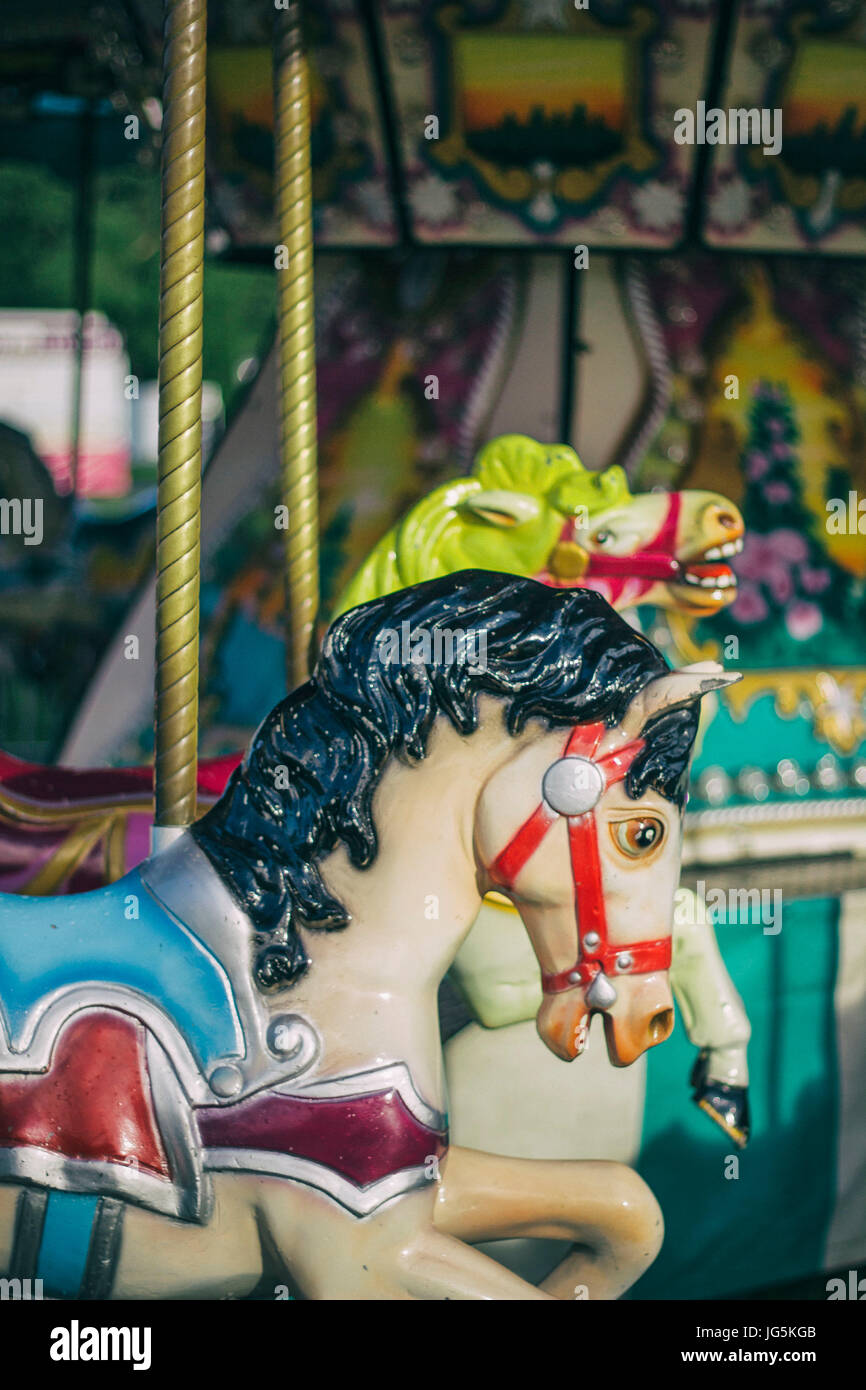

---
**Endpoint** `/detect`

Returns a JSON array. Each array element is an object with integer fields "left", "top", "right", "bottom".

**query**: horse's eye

[
  {"left": 612, "top": 816, "right": 665, "bottom": 857},
  {"left": 592, "top": 529, "right": 613, "bottom": 545}
]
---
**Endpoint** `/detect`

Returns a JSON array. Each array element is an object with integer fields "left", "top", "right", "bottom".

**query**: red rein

[
  {"left": 489, "top": 723, "right": 672, "bottom": 997},
  {"left": 582, "top": 491, "right": 682, "bottom": 582}
]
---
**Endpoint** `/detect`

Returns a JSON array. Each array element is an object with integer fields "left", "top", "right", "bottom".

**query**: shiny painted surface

[{"left": 0, "top": 574, "right": 729, "bottom": 1297}]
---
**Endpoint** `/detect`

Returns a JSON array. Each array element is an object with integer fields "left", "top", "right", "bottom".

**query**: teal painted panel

[
  {"left": 632, "top": 896, "right": 839, "bottom": 1299},
  {"left": 694, "top": 691, "right": 817, "bottom": 775},
  {"left": 37, "top": 1192, "right": 99, "bottom": 1299}
]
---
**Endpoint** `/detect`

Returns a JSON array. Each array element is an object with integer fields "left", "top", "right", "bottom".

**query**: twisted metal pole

[
  {"left": 274, "top": 0, "right": 319, "bottom": 689},
  {"left": 154, "top": 0, "right": 206, "bottom": 827}
]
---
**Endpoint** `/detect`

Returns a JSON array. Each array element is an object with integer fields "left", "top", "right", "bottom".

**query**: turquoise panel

[
  {"left": 632, "top": 895, "right": 839, "bottom": 1299},
  {"left": 0, "top": 868, "right": 244, "bottom": 1070},
  {"left": 37, "top": 1192, "right": 100, "bottom": 1299}
]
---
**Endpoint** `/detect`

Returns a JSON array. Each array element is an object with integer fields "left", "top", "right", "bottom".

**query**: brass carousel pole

[
  {"left": 274, "top": 0, "right": 319, "bottom": 689},
  {"left": 154, "top": 0, "right": 206, "bottom": 829}
]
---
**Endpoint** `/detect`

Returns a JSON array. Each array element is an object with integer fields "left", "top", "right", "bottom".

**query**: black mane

[{"left": 192, "top": 571, "right": 698, "bottom": 991}]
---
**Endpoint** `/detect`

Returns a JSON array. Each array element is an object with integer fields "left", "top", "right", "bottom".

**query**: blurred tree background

[
  {"left": 0, "top": 152, "right": 274, "bottom": 422},
  {"left": 0, "top": 117, "right": 276, "bottom": 758}
]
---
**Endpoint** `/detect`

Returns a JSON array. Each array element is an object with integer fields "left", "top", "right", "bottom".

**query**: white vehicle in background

[
  {"left": 0, "top": 309, "right": 131, "bottom": 499},
  {"left": 0, "top": 308, "right": 222, "bottom": 512}
]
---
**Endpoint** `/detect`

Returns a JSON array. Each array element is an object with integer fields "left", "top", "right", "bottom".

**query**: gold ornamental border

[
  {"left": 0, "top": 781, "right": 221, "bottom": 896},
  {"left": 429, "top": 2, "right": 660, "bottom": 212}
]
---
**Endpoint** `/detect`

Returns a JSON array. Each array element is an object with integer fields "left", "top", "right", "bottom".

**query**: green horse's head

[{"left": 335, "top": 434, "right": 743, "bottom": 618}]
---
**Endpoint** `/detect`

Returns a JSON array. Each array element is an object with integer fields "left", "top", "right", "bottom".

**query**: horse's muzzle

[{"left": 535, "top": 970, "right": 674, "bottom": 1066}]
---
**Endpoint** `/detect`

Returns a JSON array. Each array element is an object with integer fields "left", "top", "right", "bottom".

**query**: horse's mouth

[{"left": 675, "top": 538, "right": 742, "bottom": 608}]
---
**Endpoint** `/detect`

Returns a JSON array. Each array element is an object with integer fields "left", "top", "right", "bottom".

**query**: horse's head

[
  {"left": 550, "top": 481, "right": 744, "bottom": 616},
  {"left": 193, "top": 573, "right": 737, "bottom": 1065},
  {"left": 334, "top": 435, "right": 744, "bottom": 621},
  {"left": 474, "top": 662, "right": 737, "bottom": 1067}
]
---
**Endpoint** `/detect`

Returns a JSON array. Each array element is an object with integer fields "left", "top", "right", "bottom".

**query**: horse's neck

[
  {"left": 291, "top": 712, "right": 546, "bottom": 1106},
  {"left": 145, "top": 719, "right": 529, "bottom": 1110}
]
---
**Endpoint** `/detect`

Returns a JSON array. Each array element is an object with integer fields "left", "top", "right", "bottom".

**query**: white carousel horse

[
  {"left": 335, "top": 435, "right": 752, "bottom": 1140},
  {"left": 0, "top": 572, "right": 734, "bottom": 1299},
  {"left": 0, "top": 436, "right": 751, "bottom": 1133}
]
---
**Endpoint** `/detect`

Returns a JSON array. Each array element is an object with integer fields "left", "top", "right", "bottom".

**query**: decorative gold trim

[
  {"left": 483, "top": 889, "right": 518, "bottom": 915},
  {"left": 666, "top": 611, "right": 721, "bottom": 665},
  {"left": 697, "top": 1098, "right": 748, "bottom": 1150},
  {"left": 105, "top": 814, "right": 130, "bottom": 884},
  {"left": 723, "top": 667, "right": 866, "bottom": 755},
  {"left": 0, "top": 788, "right": 151, "bottom": 825},
  {"left": 20, "top": 817, "right": 114, "bottom": 897}
]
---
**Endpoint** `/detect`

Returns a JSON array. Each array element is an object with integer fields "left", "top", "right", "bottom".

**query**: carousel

[{"left": 0, "top": 0, "right": 864, "bottom": 1305}]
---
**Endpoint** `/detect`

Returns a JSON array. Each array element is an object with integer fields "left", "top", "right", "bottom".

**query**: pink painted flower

[
  {"left": 767, "top": 565, "right": 794, "bottom": 603},
  {"left": 764, "top": 481, "right": 793, "bottom": 504},
  {"left": 768, "top": 529, "right": 808, "bottom": 561},
  {"left": 734, "top": 529, "right": 806, "bottom": 585},
  {"left": 730, "top": 583, "right": 768, "bottom": 624},
  {"left": 799, "top": 566, "right": 831, "bottom": 594},
  {"left": 745, "top": 451, "right": 770, "bottom": 479},
  {"left": 785, "top": 601, "right": 822, "bottom": 642}
]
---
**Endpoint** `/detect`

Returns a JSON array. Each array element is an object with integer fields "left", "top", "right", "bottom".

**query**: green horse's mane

[
  {"left": 472, "top": 434, "right": 631, "bottom": 510},
  {"left": 334, "top": 435, "right": 633, "bottom": 615}
]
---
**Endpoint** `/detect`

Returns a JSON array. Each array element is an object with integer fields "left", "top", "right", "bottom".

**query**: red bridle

[
  {"left": 489, "top": 723, "right": 672, "bottom": 1001},
  {"left": 582, "top": 491, "right": 682, "bottom": 583}
]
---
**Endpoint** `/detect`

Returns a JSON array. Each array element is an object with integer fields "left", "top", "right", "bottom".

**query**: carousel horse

[
  {"left": 336, "top": 433, "right": 744, "bottom": 617},
  {"left": 0, "top": 573, "right": 735, "bottom": 1300},
  {"left": 0, "top": 435, "right": 750, "bottom": 1139},
  {"left": 337, "top": 434, "right": 752, "bottom": 1143}
]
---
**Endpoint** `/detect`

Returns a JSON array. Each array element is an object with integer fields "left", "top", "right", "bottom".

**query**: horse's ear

[
  {"left": 456, "top": 489, "right": 542, "bottom": 528},
  {"left": 598, "top": 464, "right": 630, "bottom": 503},
  {"left": 620, "top": 662, "right": 741, "bottom": 739}
]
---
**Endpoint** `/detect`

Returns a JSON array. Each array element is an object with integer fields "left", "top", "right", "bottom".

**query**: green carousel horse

[{"left": 337, "top": 433, "right": 744, "bottom": 620}]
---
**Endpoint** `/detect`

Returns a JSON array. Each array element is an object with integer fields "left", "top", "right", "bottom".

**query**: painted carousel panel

[
  {"left": 379, "top": 0, "right": 713, "bottom": 246},
  {"left": 205, "top": 0, "right": 398, "bottom": 248},
  {"left": 702, "top": 0, "right": 866, "bottom": 254},
  {"left": 560, "top": 247, "right": 866, "bottom": 1296}
]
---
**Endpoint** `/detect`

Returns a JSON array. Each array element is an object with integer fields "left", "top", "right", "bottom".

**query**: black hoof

[{"left": 690, "top": 1050, "right": 750, "bottom": 1147}]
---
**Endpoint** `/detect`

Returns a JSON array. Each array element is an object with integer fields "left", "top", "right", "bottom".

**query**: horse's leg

[
  {"left": 672, "top": 888, "right": 751, "bottom": 1086},
  {"left": 434, "top": 1146, "right": 663, "bottom": 1300},
  {"left": 259, "top": 1177, "right": 554, "bottom": 1300}
]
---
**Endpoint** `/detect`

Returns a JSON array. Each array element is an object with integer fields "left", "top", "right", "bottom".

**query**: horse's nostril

[
  {"left": 717, "top": 511, "right": 739, "bottom": 532},
  {"left": 649, "top": 1009, "right": 673, "bottom": 1042}
]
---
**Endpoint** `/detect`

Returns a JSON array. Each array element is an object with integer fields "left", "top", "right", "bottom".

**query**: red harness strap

[
  {"left": 582, "top": 491, "right": 682, "bottom": 582},
  {"left": 489, "top": 723, "right": 672, "bottom": 997}
]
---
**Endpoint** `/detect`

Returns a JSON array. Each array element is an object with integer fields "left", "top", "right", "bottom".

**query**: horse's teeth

[
  {"left": 703, "top": 540, "right": 741, "bottom": 560},
  {"left": 684, "top": 571, "right": 737, "bottom": 589}
]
